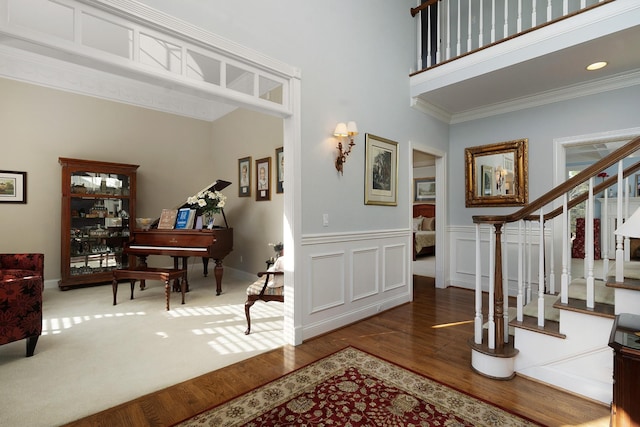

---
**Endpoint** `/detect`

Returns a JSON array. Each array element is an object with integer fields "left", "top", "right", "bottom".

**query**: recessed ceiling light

[{"left": 586, "top": 61, "right": 608, "bottom": 71}]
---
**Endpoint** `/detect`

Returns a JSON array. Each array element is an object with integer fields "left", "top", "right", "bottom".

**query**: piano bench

[{"left": 112, "top": 267, "right": 187, "bottom": 311}]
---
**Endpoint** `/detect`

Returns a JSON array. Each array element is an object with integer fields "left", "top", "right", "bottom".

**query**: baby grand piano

[{"left": 124, "top": 180, "right": 233, "bottom": 295}]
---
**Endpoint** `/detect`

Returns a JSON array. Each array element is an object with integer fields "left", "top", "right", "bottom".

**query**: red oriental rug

[{"left": 175, "top": 347, "right": 540, "bottom": 426}]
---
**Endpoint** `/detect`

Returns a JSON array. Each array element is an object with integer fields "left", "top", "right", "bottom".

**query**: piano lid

[{"left": 200, "top": 179, "right": 231, "bottom": 193}]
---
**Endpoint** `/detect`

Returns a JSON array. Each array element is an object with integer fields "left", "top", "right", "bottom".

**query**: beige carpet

[{"left": 0, "top": 265, "right": 284, "bottom": 427}]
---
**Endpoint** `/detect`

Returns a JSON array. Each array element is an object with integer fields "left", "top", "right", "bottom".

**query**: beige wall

[
  {"left": 0, "top": 77, "right": 282, "bottom": 282},
  {"left": 210, "top": 108, "right": 284, "bottom": 274}
]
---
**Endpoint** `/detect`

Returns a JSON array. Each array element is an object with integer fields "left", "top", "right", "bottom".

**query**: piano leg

[
  {"left": 202, "top": 257, "right": 223, "bottom": 295},
  {"left": 137, "top": 255, "right": 148, "bottom": 290},
  {"left": 202, "top": 257, "right": 209, "bottom": 276}
]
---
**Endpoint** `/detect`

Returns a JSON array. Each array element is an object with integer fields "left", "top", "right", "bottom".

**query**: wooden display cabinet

[
  {"left": 59, "top": 158, "right": 139, "bottom": 290},
  {"left": 608, "top": 313, "right": 640, "bottom": 427}
]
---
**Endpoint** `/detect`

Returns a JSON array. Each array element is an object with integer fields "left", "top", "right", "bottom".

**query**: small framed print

[
  {"left": 0, "top": 170, "right": 27, "bottom": 204},
  {"left": 238, "top": 157, "right": 251, "bottom": 197},
  {"left": 364, "top": 134, "right": 398, "bottom": 206},
  {"left": 414, "top": 177, "right": 435, "bottom": 202},
  {"left": 275, "top": 147, "right": 284, "bottom": 193},
  {"left": 255, "top": 157, "right": 271, "bottom": 201}
]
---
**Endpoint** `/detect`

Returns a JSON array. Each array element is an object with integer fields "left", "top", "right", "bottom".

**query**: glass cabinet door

[{"left": 59, "top": 158, "right": 138, "bottom": 290}]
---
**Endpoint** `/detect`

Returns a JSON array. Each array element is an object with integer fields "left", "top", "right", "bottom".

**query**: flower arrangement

[
  {"left": 269, "top": 241, "right": 284, "bottom": 257},
  {"left": 186, "top": 189, "right": 227, "bottom": 215}
]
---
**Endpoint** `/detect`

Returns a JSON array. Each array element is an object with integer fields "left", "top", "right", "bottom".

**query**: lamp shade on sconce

[
  {"left": 615, "top": 207, "right": 640, "bottom": 238},
  {"left": 347, "top": 121, "right": 358, "bottom": 136},
  {"left": 334, "top": 122, "right": 348, "bottom": 137}
]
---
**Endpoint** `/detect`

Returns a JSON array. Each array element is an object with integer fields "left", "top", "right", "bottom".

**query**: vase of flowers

[{"left": 186, "top": 189, "right": 227, "bottom": 229}]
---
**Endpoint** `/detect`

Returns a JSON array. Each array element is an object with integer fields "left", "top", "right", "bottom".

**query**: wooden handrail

[
  {"left": 410, "top": 0, "right": 438, "bottom": 17},
  {"left": 473, "top": 135, "right": 640, "bottom": 224}
]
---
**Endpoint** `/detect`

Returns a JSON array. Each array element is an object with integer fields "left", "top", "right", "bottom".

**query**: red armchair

[{"left": 0, "top": 253, "right": 44, "bottom": 357}]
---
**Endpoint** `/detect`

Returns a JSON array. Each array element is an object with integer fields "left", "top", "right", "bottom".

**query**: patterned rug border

[{"left": 173, "top": 346, "right": 542, "bottom": 426}]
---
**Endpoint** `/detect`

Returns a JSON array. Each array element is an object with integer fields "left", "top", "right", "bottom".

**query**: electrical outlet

[
  {"left": 240, "top": 256, "right": 243, "bottom": 263},
  {"left": 323, "top": 214, "right": 329, "bottom": 227}
]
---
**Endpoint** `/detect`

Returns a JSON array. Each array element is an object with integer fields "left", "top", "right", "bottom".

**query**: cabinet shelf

[{"left": 59, "top": 157, "right": 139, "bottom": 290}]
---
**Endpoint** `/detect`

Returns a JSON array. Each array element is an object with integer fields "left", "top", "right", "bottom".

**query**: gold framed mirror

[{"left": 465, "top": 138, "right": 528, "bottom": 207}]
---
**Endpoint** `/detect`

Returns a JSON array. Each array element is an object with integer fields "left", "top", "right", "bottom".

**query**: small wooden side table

[
  {"left": 113, "top": 267, "right": 187, "bottom": 311},
  {"left": 608, "top": 313, "right": 640, "bottom": 427}
]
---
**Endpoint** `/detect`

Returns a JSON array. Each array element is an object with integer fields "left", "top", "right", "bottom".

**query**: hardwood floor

[{"left": 64, "top": 276, "right": 610, "bottom": 427}]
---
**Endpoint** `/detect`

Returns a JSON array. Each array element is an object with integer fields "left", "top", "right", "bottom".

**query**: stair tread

[
  {"left": 467, "top": 331, "right": 519, "bottom": 358},
  {"left": 553, "top": 297, "right": 615, "bottom": 318},
  {"left": 606, "top": 275, "right": 640, "bottom": 290},
  {"left": 509, "top": 315, "right": 565, "bottom": 338}
]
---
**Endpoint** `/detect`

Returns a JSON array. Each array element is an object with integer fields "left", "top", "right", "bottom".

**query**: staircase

[{"left": 470, "top": 135, "right": 640, "bottom": 404}]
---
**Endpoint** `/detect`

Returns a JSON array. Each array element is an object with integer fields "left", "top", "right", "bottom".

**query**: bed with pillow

[{"left": 412, "top": 204, "right": 436, "bottom": 260}]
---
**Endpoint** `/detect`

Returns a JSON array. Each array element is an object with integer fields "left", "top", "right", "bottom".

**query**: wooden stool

[{"left": 113, "top": 268, "right": 187, "bottom": 311}]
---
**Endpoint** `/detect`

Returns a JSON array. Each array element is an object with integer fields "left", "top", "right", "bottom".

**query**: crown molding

[{"left": 450, "top": 70, "right": 640, "bottom": 124}]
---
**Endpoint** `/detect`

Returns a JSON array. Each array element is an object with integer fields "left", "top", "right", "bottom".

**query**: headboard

[{"left": 413, "top": 203, "right": 435, "bottom": 218}]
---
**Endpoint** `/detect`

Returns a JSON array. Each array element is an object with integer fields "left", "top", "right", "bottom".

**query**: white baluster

[
  {"left": 527, "top": 220, "right": 532, "bottom": 303},
  {"left": 491, "top": 0, "right": 496, "bottom": 43},
  {"left": 456, "top": 0, "right": 461, "bottom": 56},
  {"left": 503, "top": 223, "right": 509, "bottom": 343},
  {"left": 517, "top": 220, "right": 524, "bottom": 321},
  {"left": 489, "top": 225, "right": 496, "bottom": 349},
  {"left": 445, "top": 0, "right": 452, "bottom": 60},
  {"left": 538, "top": 211, "right": 545, "bottom": 327},
  {"left": 417, "top": 0, "right": 423, "bottom": 70},
  {"left": 479, "top": 0, "right": 484, "bottom": 47},
  {"left": 475, "top": 223, "right": 483, "bottom": 344},
  {"left": 616, "top": 161, "right": 625, "bottom": 282},
  {"left": 563, "top": 0, "right": 568, "bottom": 16},
  {"left": 467, "top": 0, "right": 472, "bottom": 52},
  {"left": 587, "top": 178, "right": 595, "bottom": 309},
  {"left": 602, "top": 185, "right": 610, "bottom": 280},
  {"left": 547, "top": 0, "right": 552, "bottom": 22},
  {"left": 517, "top": 0, "right": 522, "bottom": 33},
  {"left": 504, "top": 0, "right": 509, "bottom": 38},
  {"left": 532, "top": 0, "right": 537, "bottom": 27},
  {"left": 561, "top": 193, "right": 569, "bottom": 304},
  {"left": 549, "top": 218, "right": 555, "bottom": 295},
  {"left": 625, "top": 176, "right": 630, "bottom": 261},
  {"left": 437, "top": 0, "right": 443, "bottom": 63}
]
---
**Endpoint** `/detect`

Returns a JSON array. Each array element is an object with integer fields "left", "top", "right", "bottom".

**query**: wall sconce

[{"left": 334, "top": 121, "right": 358, "bottom": 175}]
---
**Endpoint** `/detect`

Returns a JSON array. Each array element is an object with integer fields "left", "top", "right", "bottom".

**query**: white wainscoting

[
  {"left": 448, "top": 224, "right": 546, "bottom": 296},
  {"left": 300, "top": 229, "right": 412, "bottom": 340}
]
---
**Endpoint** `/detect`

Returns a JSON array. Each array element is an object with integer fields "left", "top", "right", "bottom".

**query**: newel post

[{"left": 494, "top": 223, "right": 504, "bottom": 349}]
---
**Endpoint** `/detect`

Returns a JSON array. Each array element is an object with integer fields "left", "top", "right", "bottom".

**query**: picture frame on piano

[
  {"left": 276, "top": 147, "right": 284, "bottom": 194},
  {"left": 255, "top": 157, "right": 271, "bottom": 201},
  {"left": 238, "top": 156, "right": 251, "bottom": 197}
]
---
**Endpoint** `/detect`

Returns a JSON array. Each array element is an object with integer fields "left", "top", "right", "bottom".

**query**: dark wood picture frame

[
  {"left": 276, "top": 147, "right": 284, "bottom": 193},
  {"left": 0, "top": 170, "right": 27, "bottom": 204},
  {"left": 255, "top": 157, "right": 271, "bottom": 201},
  {"left": 238, "top": 156, "right": 251, "bottom": 197}
]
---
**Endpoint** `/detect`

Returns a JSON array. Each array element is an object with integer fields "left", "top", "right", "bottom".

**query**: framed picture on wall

[
  {"left": 255, "top": 157, "right": 271, "bottom": 201},
  {"left": 275, "top": 147, "right": 284, "bottom": 193},
  {"left": 0, "top": 170, "right": 27, "bottom": 204},
  {"left": 364, "top": 134, "right": 398, "bottom": 206},
  {"left": 636, "top": 174, "right": 640, "bottom": 197},
  {"left": 238, "top": 157, "right": 251, "bottom": 197},
  {"left": 414, "top": 177, "right": 435, "bottom": 202}
]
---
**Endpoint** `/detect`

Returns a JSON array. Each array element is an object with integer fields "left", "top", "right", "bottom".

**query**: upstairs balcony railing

[{"left": 410, "top": 0, "right": 614, "bottom": 71}]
